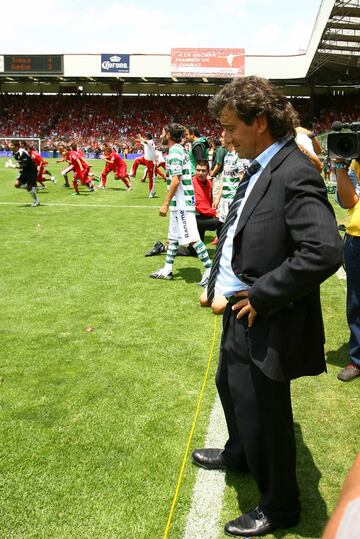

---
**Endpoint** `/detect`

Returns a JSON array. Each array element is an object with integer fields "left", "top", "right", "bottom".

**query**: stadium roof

[
  {"left": 0, "top": 0, "right": 359, "bottom": 96},
  {"left": 307, "top": 0, "right": 360, "bottom": 86}
]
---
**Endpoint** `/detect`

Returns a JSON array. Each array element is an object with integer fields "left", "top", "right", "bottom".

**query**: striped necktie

[{"left": 207, "top": 159, "right": 261, "bottom": 303}]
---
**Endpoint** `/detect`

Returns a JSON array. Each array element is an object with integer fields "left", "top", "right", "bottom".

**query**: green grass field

[{"left": 0, "top": 157, "right": 358, "bottom": 539}]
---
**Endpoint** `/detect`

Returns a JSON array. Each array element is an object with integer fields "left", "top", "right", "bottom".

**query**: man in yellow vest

[{"left": 335, "top": 157, "right": 360, "bottom": 381}]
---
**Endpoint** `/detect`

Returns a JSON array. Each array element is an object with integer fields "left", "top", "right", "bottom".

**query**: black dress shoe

[
  {"left": 225, "top": 507, "right": 276, "bottom": 537},
  {"left": 192, "top": 448, "right": 227, "bottom": 470},
  {"left": 225, "top": 506, "right": 298, "bottom": 537}
]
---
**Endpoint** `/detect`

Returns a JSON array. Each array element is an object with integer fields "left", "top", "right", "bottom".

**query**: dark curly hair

[
  {"left": 208, "top": 76, "right": 298, "bottom": 140},
  {"left": 165, "top": 123, "right": 185, "bottom": 143}
]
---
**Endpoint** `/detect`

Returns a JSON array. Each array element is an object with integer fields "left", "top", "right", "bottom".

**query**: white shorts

[
  {"left": 212, "top": 172, "right": 223, "bottom": 200},
  {"left": 168, "top": 210, "right": 200, "bottom": 246},
  {"left": 219, "top": 198, "right": 232, "bottom": 223}
]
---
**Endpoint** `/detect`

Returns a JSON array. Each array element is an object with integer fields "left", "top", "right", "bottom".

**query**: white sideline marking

[
  {"left": 336, "top": 266, "right": 346, "bottom": 281},
  {"left": 0, "top": 201, "right": 157, "bottom": 209},
  {"left": 183, "top": 396, "right": 227, "bottom": 539}
]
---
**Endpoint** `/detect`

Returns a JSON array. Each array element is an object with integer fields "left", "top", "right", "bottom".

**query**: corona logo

[{"left": 101, "top": 54, "right": 130, "bottom": 72}]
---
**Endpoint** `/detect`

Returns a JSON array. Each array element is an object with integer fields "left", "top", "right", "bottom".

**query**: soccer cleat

[
  {"left": 72, "top": 192, "right": 80, "bottom": 196},
  {"left": 145, "top": 241, "right": 166, "bottom": 257},
  {"left": 149, "top": 191, "right": 156, "bottom": 198},
  {"left": 129, "top": 173, "right": 136, "bottom": 178},
  {"left": 51, "top": 176, "right": 57, "bottom": 184},
  {"left": 127, "top": 185, "right": 133, "bottom": 191},
  {"left": 150, "top": 269, "right": 173, "bottom": 280},
  {"left": 198, "top": 268, "right": 211, "bottom": 287},
  {"left": 31, "top": 200, "right": 40, "bottom": 207}
]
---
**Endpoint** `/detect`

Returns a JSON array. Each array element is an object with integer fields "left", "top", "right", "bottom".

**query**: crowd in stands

[
  {"left": 0, "top": 95, "right": 219, "bottom": 153},
  {"left": 0, "top": 93, "right": 359, "bottom": 153},
  {"left": 312, "top": 95, "right": 360, "bottom": 133}
]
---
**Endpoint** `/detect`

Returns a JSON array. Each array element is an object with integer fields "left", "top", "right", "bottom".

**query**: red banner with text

[{"left": 171, "top": 48, "right": 245, "bottom": 78}]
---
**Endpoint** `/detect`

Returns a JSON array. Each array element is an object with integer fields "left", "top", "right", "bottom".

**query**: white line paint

[
  {"left": 183, "top": 395, "right": 227, "bottom": 539},
  {"left": 336, "top": 266, "right": 346, "bottom": 281},
  {"left": 336, "top": 266, "right": 347, "bottom": 292},
  {"left": 0, "top": 201, "right": 157, "bottom": 209}
]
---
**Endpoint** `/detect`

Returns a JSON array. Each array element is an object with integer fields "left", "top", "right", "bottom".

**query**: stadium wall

[{"left": 63, "top": 53, "right": 310, "bottom": 80}]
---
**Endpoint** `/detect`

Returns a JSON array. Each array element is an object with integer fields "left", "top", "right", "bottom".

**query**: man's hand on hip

[{"left": 231, "top": 290, "right": 258, "bottom": 327}]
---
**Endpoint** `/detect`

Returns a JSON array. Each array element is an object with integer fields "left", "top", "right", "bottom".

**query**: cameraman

[{"left": 335, "top": 157, "right": 360, "bottom": 382}]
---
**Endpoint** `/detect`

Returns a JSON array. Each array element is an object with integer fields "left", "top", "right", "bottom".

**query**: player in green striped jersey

[
  {"left": 214, "top": 142, "right": 249, "bottom": 223},
  {"left": 150, "top": 123, "right": 212, "bottom": 286}
]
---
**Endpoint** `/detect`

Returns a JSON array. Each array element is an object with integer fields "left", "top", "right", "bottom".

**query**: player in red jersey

[
  {"left": 63, "top": 146, "right": 95, "bottom": 195},
  {"left": 99, "top": 147, "right": 132, "bottom": 190},
  {"left": 56, "top": 147, "right": 72, "bottom": 187},
  {"left": 27, "top": 144, "right": 56, "bottom": 188}
]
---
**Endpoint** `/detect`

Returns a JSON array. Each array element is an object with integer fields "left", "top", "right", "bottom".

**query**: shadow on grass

[
  {"left": 326, "top": 341, "right": 349, "bottom": 368},
  {"left": 224, "top": 423, "right": 327, "bottom": 538},
  {"left": 176, "top": 266, "right": 202, "bottom": 284}
]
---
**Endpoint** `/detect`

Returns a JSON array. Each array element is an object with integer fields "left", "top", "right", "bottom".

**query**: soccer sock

[
  {"left": 149, "top": 171, "right": 154, "bottom": 192},
  {"left": 131, "top": 161, "right": 138, "bottom": 176},
  {"left": 72, "top": 179, "right": 79, "bottom": 194},
  {"left": 192, "top": 241, "right": 212, "bottom": 269},
  {"left": 156, "top": 167, "right": 166, "bottom": 180},
  {"left": 100, "top": 173, "right": 107, "bottom": 187},
  {"left": 30, "top": 187, "right": 39, "bottom": 202},
  {"left": 164, "top": 240, "right": 178, "bottom": 273}
]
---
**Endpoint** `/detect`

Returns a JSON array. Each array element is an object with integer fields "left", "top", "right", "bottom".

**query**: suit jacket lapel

[{"left": 235, "top": 140, "right": 297, "bottom": 235}]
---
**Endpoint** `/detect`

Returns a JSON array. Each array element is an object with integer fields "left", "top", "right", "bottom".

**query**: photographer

[{"left": 335, "top": 157, "right": 360, "bottom": 382}]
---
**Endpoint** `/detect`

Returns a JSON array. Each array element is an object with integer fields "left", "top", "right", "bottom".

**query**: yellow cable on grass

[{"left": 163, "top": 315, "right": 219, "bottom": 539}]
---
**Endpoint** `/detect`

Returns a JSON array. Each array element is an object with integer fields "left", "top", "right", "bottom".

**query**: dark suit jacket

[{"left": 231, "top": 140, "right": 343, "bottom": 381}]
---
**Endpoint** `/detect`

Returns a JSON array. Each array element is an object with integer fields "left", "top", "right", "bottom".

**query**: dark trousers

[
  {"left": 216, "top": 306, "right": 300, "bottom": 522},
  {"left": 196, "top": 214, "right": 222, "bottom": 242},
  {"left": 344, "top": 234, "right": 360, "bottom": 367}
]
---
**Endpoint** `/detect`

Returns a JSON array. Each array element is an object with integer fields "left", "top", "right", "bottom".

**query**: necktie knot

[{"left": 244, "top": 159, "right": 261, "bottom": 179}]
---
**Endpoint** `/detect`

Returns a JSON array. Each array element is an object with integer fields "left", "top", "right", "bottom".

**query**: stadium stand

[{"left": 0, "top": 94, "right": 359, "bottom": 154}]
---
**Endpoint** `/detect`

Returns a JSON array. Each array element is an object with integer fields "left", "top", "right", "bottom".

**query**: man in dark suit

[{"left": 192, "top": 76, "right": 343, "bottom": 537}]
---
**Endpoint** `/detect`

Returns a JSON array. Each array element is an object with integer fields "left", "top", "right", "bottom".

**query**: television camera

[{"left": 327, "top": 121, "right": 360, "bottom": 159}]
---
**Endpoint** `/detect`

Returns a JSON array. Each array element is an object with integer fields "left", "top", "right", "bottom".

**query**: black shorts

[{"left": 18, "top": 169, "right": 37, "bottom": 188}]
